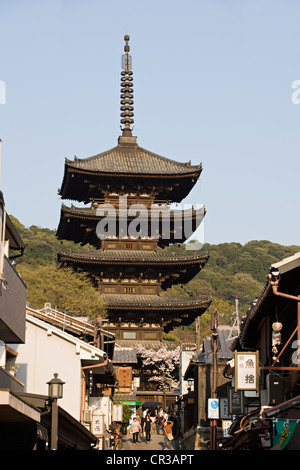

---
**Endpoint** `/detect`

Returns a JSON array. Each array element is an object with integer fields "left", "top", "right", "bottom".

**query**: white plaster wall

[
  {"left": 89, "top": 396, "right": 112, "bottom": 428},
  {"left": 180, "top": 350, "right": 195, "bottom": 395},
  {"left": 13, "top": 320, "right": 82, "bottom": 420}
]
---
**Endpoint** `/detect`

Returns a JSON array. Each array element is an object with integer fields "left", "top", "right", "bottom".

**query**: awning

[{"left": 118, "top": 400, "right": 141, "bottom": 406}]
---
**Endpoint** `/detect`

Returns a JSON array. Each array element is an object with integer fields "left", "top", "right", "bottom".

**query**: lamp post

[
  {"left": 47, "top": 373, "right": 65, "bottom": 450},
  {"left": 210, "top": 310, "right": 219, "bottom": 451}
]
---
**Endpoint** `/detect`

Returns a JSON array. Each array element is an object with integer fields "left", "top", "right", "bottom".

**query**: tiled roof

[
  {"left": 115, "top": 340, "right": 181, "bottom": 352},
  {"left": 66, "top": 143, "right": 202, "bottom": 176},
  {"left": 199, "top": 326, "right": 237, "bottom": 364},
  {"left": 58, "top": 249, "right": 209, "bottom": 265},
  {"left": 112, "top": 347, "right": 137, "bottom": 363},
  {"left": 103, "top": 293, "right": 211, "bottom": 311},
  {"left": 60, "top": 203, "right": 205, "bottom": 220}
]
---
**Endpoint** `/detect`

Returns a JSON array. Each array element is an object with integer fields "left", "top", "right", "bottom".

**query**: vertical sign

[
  {"left": 112, "top": 404, "right": 123, "bottom": 422},
  {"left": 228, "top": 387, "right": 244, "bottom": 415},
  {"left": 222, "top": 420, "right": 232, "bottom": 438},
  {"left": 208, "top": 399, "right": 219, "bottom": 419},
  {"left": 234, "top": 351, "right": 259, "bottom": 392},
  {"left": 220, "top": 398, "right": 229, "bottom": 419},
  {"left": 92, "top": 413, "right": 104, "bottom": 436}
]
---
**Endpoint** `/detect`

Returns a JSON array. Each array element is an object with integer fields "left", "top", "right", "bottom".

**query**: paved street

[{"left": 121, "top": 431, "right": 179, "bottom": 451}]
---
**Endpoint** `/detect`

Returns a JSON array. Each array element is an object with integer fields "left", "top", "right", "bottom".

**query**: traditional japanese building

[{"left": 57, "top": 35, "right": 210, "bottom": 342}]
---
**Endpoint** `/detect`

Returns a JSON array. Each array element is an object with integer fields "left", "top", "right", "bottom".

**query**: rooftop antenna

[{"left": 226, "top": 298, "right": 240, "bottom": 341}]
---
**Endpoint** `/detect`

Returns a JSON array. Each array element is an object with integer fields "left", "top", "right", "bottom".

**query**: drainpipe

[
  {"left": 80, "top": 357, "right": 109, "bottom": 419},
  {"left": 269, "top": 272, "right": 300, "bottom": 367}
]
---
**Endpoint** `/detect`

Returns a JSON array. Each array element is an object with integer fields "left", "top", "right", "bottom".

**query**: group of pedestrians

[{"left": 129, "top": 406, "right": 181, "bottom": 449}]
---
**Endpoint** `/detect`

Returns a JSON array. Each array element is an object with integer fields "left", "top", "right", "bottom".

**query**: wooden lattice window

[{"left": 124, "top": 287, "right": 135, "bottom": 294}]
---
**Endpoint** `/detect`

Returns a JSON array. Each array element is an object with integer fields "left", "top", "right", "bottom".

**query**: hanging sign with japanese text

[
  {"left": 234, "top": 351, "right": 259, "bottom": 392},
  {"left": 112, "top": 403, "right": 123, "bottom": 422},
  {"left": 91, "top": 413, "right": 104, "bottom": 436}
]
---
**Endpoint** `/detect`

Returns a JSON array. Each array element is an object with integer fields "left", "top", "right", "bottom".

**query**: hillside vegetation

[{"left": 10, "top": 216, "right": 300, "bottom": 340}]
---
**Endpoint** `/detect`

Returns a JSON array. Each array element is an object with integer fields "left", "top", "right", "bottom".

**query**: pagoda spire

[{"left": 120, "top": 35, "right": 134, "bottom": 137}]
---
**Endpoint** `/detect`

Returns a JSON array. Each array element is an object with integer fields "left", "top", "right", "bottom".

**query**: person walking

[
  {"left": 130, "top": 417, "right": 142, "bottom": 445},
  {"left": 142, "top": 407, "right": 149, "bottom": 437},
  {"left": 144, "top": 414, "right": 152, "bottom": 444},
  {"left": 170, "top": 411, "right": 178, "bottom": 449},
  {"left": 163, "top": 418, "right": 174, "bottom": 450}
]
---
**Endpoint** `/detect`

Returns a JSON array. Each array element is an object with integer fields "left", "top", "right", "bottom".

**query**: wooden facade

[{"left": 222, "top": 252, "right": 300, "bottom": 450}]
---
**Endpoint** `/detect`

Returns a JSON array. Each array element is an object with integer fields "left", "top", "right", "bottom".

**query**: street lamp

[
  {"left": 48, "top": 373, "right": 65, "bottom": 399},
  {"left": 47, "top": 373, "right": 65, "bottom": 450}
]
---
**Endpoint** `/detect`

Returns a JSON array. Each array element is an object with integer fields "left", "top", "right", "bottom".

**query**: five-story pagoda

[{"left": 57, "top": 35, "right": 210, "bottom": 342}]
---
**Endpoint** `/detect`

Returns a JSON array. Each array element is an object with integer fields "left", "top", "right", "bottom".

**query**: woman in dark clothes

[{"left": 144, "top": 415, "right": 152, "bottom": 444}]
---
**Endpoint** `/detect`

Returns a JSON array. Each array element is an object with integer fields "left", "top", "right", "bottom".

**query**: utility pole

[
  {"left": 210, "top": 310, "right": 219, "bottom": 450},
  {"left": 196, "top": 316, "right": 201, "bottom": 354}
]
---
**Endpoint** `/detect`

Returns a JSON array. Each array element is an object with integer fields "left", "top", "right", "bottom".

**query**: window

[
  {"left": 125, "top": 243, "right": 134, "bottom": 249},
  {"left": 124, "top": 287, "right": 135, "bottom": 294}
]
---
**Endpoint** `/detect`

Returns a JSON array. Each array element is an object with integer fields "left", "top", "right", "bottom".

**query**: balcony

[{"left": 0, "top": 255, "right": 26, "bottom": 343}]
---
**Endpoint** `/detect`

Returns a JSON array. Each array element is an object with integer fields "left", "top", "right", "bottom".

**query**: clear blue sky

[{"left": 0, "top": 0, "right": 300, "bottom": 246}]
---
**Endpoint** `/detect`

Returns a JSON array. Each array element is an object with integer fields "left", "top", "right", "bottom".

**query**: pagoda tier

[
  {"left": 57, "top": 203, "right": 206, "bottom": 248},
  {"left": 56, "top": 35, "right": 210, "bottom": 337},
  {"left": 57, "top": 249, "right": 209, "bottom": 292},
  {"left": 101, "top": 294, "right": 211, "bottom": 333},
  {"left": 58, "top": 137, "right": 202, "bottom": 205}
]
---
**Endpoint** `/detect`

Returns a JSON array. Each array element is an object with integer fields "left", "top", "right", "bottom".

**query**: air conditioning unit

[
  {"left": 266, "top": 374, "right": 284, "bottom": 406},
  {"left": 82, "top": 409, "right": 92, "bottom": 422}
]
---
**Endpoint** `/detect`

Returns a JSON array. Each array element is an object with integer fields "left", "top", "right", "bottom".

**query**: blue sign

[{"left": 208, "top": 398, "right": 219, "bottom": 419}]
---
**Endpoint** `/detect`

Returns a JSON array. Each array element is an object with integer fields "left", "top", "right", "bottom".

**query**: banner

[{"left": 274, "top": 420, "right": 298, "bottom": 449}]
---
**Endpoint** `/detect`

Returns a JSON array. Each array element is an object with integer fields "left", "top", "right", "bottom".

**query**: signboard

[
  {"left": 208, "top": 398, "right": 219, "bottom": 419},
  {"left": 112, "top": 403, "right": 123, "bottom": 422},
  {"left": 91, "top": 413, "right": 104, "bottom": 436},
  {"left": 234, "top": 351, "right": 259, "bottom": 392},
  {"left": 228, "top": 387, "right": 244, "bottom": 415},
  {"left": 222, "top": 420, "right": 232, "bottom": 438},
  {"left": 220, "top": 398, "right": 229, "bottom": 419}
]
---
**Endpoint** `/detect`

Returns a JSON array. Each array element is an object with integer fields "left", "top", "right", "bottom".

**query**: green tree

[{"left": 18, "top": 264, "right": 106, "bottom": 322}]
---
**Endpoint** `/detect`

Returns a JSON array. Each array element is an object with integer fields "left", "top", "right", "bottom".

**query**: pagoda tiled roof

[
  {"left": 58, "top": 248, "right": 209, "bottom": 266},
  {"left": 65, "top": 143, "right": 202, "bottom": 176},
  {"left": 60, "top": 203, "right": 205, "bottom": 219},
  {"left": 102, "top": 294, "right": 211, "bottom": 332},
  {"left": 102, "top": 293, "right": 211, "bottom": 311},
  {"left": 114, "top": 341, "right": 180, "bottom": 352}
]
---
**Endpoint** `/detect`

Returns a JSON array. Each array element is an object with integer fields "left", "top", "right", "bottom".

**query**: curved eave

[
  {"left": 57, "top": 250, "right": 209, "bottom": 267},
  {"left": 56, "top": 204, "right": 206, "bottom": 247},
  {"left": 103, "top": 295, "right": 211, "bottom": 333},
  {"left": 58, "top": 165, "right": 202, "bottom": 203},
  {"left": 103, "top": 294, "right": 211, "bottom": 311}
]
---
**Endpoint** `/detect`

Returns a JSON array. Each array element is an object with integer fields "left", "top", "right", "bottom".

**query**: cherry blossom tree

[{"left": 135, "top": 344, "right": 180, "bottom": 391}]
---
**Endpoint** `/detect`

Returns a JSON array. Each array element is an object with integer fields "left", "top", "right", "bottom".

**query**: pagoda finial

[{"left": 120, "top": 34, "right": 134, "bottom": 137}]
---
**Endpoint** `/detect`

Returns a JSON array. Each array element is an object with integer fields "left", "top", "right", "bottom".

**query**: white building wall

[
  {"left": 180, "top": 349, "right": 195, "bottom": 395},
  {"left": 9, "top": 315, "right": 106, "bottom": 423},
  {"left": 13, "top": 319, "right": 82, "bottom": 420}
]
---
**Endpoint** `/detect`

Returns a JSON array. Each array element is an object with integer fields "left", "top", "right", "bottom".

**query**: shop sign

[{"left": 234, "top": 351, "right": 259, "bottom": 392}]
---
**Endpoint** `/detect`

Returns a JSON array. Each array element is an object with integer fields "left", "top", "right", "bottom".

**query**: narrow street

[{"left": 120, "top": 431, "right": 179, "bottom": 451}]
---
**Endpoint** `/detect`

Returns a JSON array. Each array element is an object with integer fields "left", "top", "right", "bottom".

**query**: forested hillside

[{"left": 10, "top": 216, "right": 300, "bottom": 340}]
